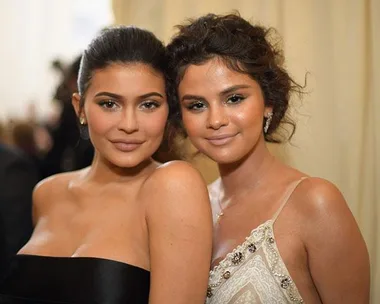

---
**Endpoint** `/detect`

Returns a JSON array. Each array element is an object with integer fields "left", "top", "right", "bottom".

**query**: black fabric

[
  {"left": 0, "top": 144, "right": 38, "bottom": 278},
  {"left": 0, "top": 255, "right": 150, "bottom": 304}
]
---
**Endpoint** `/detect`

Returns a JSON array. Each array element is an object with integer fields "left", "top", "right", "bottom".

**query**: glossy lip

[
  {"left": 205, "top": 134, "right": 237, "bottom": 146},
  {"left": 110, "top": 139, "right": 145, "bottom": 152}
]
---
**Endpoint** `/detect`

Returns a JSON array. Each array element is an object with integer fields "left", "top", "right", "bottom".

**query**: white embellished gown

[{"left": 206, "top": 179, "right": 306, "bottom": 304}]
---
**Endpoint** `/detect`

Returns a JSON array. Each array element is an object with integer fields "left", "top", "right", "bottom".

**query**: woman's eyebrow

[{"left": 219, "top": 84, "right": 251, "bottom": 97}]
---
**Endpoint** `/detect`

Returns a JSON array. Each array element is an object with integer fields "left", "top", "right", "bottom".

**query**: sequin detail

[{"left": 207, "top": 219, "right": 304, "bottom": 303}]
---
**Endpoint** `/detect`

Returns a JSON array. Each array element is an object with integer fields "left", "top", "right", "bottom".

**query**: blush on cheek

[
  {"left": 145, "top": 114, "right": 167, "bottom": 137},
  {"left": 85, "top": 106, "right": 115, "bottom": 134},
  {"left": 182, "top": 115, "right": 203, "bottom": 138},
  {"left": 233, "top": 104, "right": 263, "bottom": 130}
]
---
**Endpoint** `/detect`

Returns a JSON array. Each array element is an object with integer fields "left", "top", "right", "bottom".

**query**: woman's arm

[
  {"left": 300, "top": 178, "right": 370, "bottom": 303},
  {"left": 144, "top": 161, "right": 213, "bottom": 304}
]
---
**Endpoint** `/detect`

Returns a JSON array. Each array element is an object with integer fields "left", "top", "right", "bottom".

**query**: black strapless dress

[{"left": 0, "top": 254, "right": 150, "bottom": 304}]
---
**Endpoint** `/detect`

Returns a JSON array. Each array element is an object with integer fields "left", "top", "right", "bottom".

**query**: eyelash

[
  {"left": 185, "top": 94, "right": 246, "bottom": 112},
  {"left": 226, "top": 94, "right": 245, "bottom": 104},
  {"left": 98, "top": 100, "right": 161, "bottom": 111},
  {"left": 186, "top": 101, "right": 206, "bottom": 111},
  {"left": 140, "top": 101, "right": 160, "bottom": 110},
  {"left": 98, "top": 100, "right": 118, "bottom": 110}
]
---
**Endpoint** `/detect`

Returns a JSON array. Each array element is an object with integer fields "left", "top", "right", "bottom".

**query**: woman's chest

[
  {"left": 21, "top": 199, "right": 148, "bottom": 261},
  {"left": 208, "top": 222, "right": 307, "bottom": 303}
]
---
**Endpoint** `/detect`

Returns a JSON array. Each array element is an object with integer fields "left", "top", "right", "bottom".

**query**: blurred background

[{"left": 0, "top": 0, "right": 379, "bottom": 301}]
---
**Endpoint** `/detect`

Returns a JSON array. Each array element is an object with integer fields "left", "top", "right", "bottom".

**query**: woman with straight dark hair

[
  {"left": 0, "top": 26, "right": 213, "bottom": 304},
  {"left": 167, "top": 13, "right": 370, "bottom": 303}
]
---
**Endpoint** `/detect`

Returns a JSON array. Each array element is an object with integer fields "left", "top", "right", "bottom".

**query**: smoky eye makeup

[
  {"left": 97, "top": 99, "right": 120, "bottom": 110},
  {"left": 225, "top": 94, "right": 246, "bottom": 104},
  {"left": 182, "top": 100, "right": 207, "bottom": 112},
  {"left": 139, "top": 100, "right": 162, "bottom": 111},
  {"left": 181, "top": 93, "right": 207, "bottom": 111}
]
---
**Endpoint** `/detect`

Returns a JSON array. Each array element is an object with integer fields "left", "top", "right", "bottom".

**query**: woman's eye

[
  {"left": 187, "top": 101, "right": 206, "bottom": 111},
  {"left": 226, "top": 94, "right": 245, "bottom": 104},
  {"left": 99, "top": 100, "right": 118, "bottom": 110},
  {"left": 140, "top": 101, "right": 160, "bottom": 110}
]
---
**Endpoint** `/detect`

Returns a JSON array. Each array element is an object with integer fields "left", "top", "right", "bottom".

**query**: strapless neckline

[
  {"left": 0, "top": 254, "right": 150, "bottom": 303},
  {"left": 15, "top": 254, "right": 149, "bottom": 272}
]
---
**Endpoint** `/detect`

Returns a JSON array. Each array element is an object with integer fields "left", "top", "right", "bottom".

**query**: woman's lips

[
  {"left": 206, "top": 134, "right": 237, "bottom": 146},
  {"left": 111, "top": 140, "right": 144, "bottom": 152}
]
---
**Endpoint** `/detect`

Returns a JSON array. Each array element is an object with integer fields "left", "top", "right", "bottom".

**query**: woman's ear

[
  {"left": 264, "top": 106, "right": 274, "bottom": 117},
  {"left": 72, "top": 93, "right": 86, "bottom": 124}
]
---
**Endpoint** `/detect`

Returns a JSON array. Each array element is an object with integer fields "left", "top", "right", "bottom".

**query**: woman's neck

[
  {"left": 84, "top": 153, "right": 157, "bottom": 185},
  {"left": 218, "top": 139, "right": 276, "bottom": 198}
]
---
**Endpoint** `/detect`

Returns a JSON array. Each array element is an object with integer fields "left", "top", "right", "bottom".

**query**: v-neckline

[{"left": 210, "top": 218, "right": 273, "bottom": 272}]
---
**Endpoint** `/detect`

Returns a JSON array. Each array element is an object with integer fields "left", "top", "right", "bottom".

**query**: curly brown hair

[{"left": 167, "top": 13, "right": 304, "bottom": 143}]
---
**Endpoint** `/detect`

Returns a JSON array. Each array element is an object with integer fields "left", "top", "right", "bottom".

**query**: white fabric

[{"left": 207, "top": 220, "right": 303, "bottom": 304}]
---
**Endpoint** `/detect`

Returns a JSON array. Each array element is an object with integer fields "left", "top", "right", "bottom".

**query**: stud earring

[
  {"left": 264, "top": 112, "right": 273, "bottom": 134},
  {"left": 79, "top": 117, "right": 86, "bottom": 125}
]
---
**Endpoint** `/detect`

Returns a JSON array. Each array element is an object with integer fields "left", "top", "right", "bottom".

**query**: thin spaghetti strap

[{"left": 272, "top": 177, "right": 308, "bottom": 223}]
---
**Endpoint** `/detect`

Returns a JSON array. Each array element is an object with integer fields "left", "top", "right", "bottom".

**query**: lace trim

[{"left": 207, "top": 220, "right": 303, "bottom": 303}]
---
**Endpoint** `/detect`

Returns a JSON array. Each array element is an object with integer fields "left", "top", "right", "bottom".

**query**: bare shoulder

[
  {"left": 291, "top": 179, "right": 370, "bottom": 301},
  {"left": 34, "top": 170, "right": 80, "bottom": 201},
  {"left": 145, "top": 161, "right": 213, "bottom": 302},
  {"left": 292, "top": 177, "right": 351, "bottom": 220},
  {"left": 157, "top": 160, "right": 205, "bottom": 179},
  {"left": 144, "top": 160, "right": 208, "bottom": 193},
  {"left": 142, "top": 160, "right": 211, "bottom": 216},
  {"left": 32, "top": 169, "right": 87, "bottom": 221},
  {"left": 291, "top": 176, "right": 364, "bottom": 250}
]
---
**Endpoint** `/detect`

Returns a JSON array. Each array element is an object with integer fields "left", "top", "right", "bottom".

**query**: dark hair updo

[
  {"left": 78, "top": 26, "right": 170, "bottom": 106},
  {"left": 167, "top": 13, "right": 304, "bottom": 143},
  {"left": 76, "top": 26, "right": 181, "bottom": 160}
]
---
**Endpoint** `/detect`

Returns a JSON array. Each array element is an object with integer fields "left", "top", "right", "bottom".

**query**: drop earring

[
  {"left": 264, "top": 112, "right": 273, "bottom": 134},
  {"left": 79, "top": 117, "right": 86, "bottom": 125}
]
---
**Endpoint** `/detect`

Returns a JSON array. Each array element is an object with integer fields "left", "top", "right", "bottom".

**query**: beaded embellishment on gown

[{"left": 206, "top": 178, "right": 307, "bottom": 304}]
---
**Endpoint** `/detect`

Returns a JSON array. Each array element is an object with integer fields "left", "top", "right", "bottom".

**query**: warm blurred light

[{"left": 0, "top": 0, "right": 113, "bottom": 122}]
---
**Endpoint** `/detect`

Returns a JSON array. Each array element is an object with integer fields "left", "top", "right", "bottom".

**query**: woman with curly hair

[{"left": 167, "top": 13, "right": 370, "bottom": 303}]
